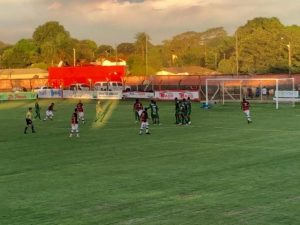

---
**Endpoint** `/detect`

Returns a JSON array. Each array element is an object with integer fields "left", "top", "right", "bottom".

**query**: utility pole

[
  {"left": 287, "top": 42, "right": 292, "bottom": 76},
  {"left": 73, "top": 48, "right": 76, "bottom": 66},
  {"left": 235, "top": 32, "right": 239, "bottom": 76},
  {"left": 145, "top": 35, "right": 148, "bottom": 76}
]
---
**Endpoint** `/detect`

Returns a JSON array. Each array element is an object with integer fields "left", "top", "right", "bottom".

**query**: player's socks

[{"left": 24, "top": 127, "right": 28, "bottom": 134}]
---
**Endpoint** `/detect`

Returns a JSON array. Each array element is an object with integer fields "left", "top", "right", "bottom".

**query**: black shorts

[{"left": 26, "top": 119, "right": 32, "bottom": 125}]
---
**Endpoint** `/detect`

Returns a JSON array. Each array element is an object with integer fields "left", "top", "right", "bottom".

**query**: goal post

[{"left": 205, "top": 78, "right": 296, "bottom": 109}]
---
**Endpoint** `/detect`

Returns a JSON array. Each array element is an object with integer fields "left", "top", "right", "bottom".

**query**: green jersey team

[{"left": 175, "top": 97, "right": 192, "bottom": 125}]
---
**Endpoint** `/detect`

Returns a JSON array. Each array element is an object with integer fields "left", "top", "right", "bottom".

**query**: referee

[{"left": 24, "top": 107, "right": 36, "bottom": 134}]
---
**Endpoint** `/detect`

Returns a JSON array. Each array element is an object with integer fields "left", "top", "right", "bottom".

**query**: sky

[{"left": 1, "top": 0, "right": 300, "bottom": 46}]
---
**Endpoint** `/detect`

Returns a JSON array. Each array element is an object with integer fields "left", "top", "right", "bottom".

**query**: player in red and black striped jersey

[
  {"left": 241, "top": 98, "right": 252, "bottom": 123},
  {"left": 133, "top": 99, "right": 143, "bottom": 123},
  {"left": 70, "top": 108, "right": 80, "bottom": 137},
  {"left": 139, "top": 108, "right": 150, "bottom": 135},
  {"left": 76, "top": 100, "right": 85, "bottom": 124},
  {"left": 44, "top": 102, "right": 55, "bottom": 121}
]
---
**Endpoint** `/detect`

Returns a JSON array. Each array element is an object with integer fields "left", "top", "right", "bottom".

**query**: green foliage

[
  {"left": 236, "top": 17, "right": 286, "bottom": 73},
  {"left": 74, "top": 39, "right": 97, "bottom": 62},
  {"left": 0, "top": 39, "right": 38, "bottom": 68},
  {"left": 218, "top": 58, "right": 236, "bottom": 74},
  {"left": 96, "top": 45, "right": 115, "bottom": 56},
  {"left": 0, "top": 41, "right": 11, "bottom": 55},
  {"left": 116, "top": 43, "right": 135, "bottom": 56},
  {"left": 33, "top": 21, "right": 73, "bottom": 64}
]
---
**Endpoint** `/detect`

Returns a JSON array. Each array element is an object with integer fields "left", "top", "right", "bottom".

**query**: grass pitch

[{"left": 0, "top": 99, "right": 299, "bottom": 225}]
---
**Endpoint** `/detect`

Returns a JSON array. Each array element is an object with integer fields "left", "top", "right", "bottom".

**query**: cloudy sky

[{"left": 0, "top": 0, "right": 300, "bottom": 45}]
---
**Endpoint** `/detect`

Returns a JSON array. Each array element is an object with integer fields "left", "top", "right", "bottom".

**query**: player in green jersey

[
  {"left": 174, "top": 97, "right": 180, "bottom": 124},
  {"left": 179, "top": 99, "right": 188, "bottom": 125},
  {"left": 186, "top": 97, "right": 192, "bottom": 124},
  {"left": 34, "top": 100, "right": 41, "bottom": 120},
  {"left": 147, "top": 100, "right": 160, "bottom": 125}
]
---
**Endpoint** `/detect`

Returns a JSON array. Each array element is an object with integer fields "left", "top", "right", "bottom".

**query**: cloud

[
  {"left": 47, "top": 1, "right": 62, "bottom": 10},
  {"left": 1, "top": 0, "right": 300, "bottom": 45}
]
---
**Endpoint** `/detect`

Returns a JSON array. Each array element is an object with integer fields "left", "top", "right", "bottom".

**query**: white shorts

[
  {"left": 140, "top": 121, "right": 149, "bottom": 129},
  {"left": 46, "top": 110, "right": 54, "bottom": 117},
  {"left": 71, "top": 124, "right": 79, "bottom": 131},
  {"left": 78, "top": 112, "right": 84, "bottom": 118},
  {"left": 243, "top": 110, "right": 250, "bottom": 117}
]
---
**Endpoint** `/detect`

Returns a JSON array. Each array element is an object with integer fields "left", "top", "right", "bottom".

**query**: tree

[
  {"left": 1, "top": 39, "right": 38, "bottom": 68},
  {"left": 128, "top": 32, "right": 152, "bottom": 75},
  {"left": 96, "top": 45, "right": 115, "bottom": 57},
  {"left": 236, "top": 17, "right": 286, "bottom": 73},
  {"left": 281, "top": 25, "right": 300, "bottom": 73},
  {"left": 116, "top": 43, "right": 135, "bottom": 56},
  {"left": 33, "top": 21, "right": 73, "bottom": 65},
  {"left": 161, "top": 27, "right": 229, "bottom": 68},
  {"left": 74, "top": 39, "right": 97, "bottom": 62}
]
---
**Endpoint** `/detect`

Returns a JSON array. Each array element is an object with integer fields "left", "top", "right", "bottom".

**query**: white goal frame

[{"left": 205, "top": 78, "right": 296, "bottom": 109}]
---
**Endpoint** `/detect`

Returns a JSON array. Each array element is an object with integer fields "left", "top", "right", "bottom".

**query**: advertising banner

[
  {"left": 0, "top": 92, "right": 37, "bottom": 101},
  {"left": 35, "top": 89, "right": 63, "bottom": 98},
  {"left": 275, "top": 90, "right": 299, "bottom": 98},
  {"left": 122, "top": 91, "right": 154, "bottom": 99},
  {"left": 95, "top": 91, "right": 123, "bottom": 100},
  {"left": 62, "top": 90, "right": 123, "bottom": 100},
  {"left": 154, "top": 90, "right": 199, "bottom": 100}
]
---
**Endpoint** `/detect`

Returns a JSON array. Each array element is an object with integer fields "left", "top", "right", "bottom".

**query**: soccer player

[
  {"left": 34, "top": 100, "right": 41, "bottom": 120},
  {"left": 44, "top": 102, "right": 55, "bottom": 121},
  {"left": 179, "top": 99, "right": 188, "bottom": 125},
  {"left": 70, "top": 108, "right": 80, "bottom": 137},
  {"left": 76, "top": 100, "right": 85, "bottom": 124},
  {"left": 174, "top": 97, "right": 180, "bottom": 124},
  {"left": 148, "top": 100, "right": 160, "bottom": 125},
  {"left": 133, "top": 99, "right": 143, "bottom": 123},
  {"left": 241, "top": 98, "right": 252, "bottom": 123},
  {"left": 139, "top": 108, "right": 150, "bottom": 135},
  {"left": 24, "top": 107, "right": 35, "bottom": 134},
  {"left": 186, "top": 97, "right": 192, "bottom": 124}
]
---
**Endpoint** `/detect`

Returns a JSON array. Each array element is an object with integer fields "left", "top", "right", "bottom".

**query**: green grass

[{"left": 0, "top": 99, "right": 299, "bottom": 225}]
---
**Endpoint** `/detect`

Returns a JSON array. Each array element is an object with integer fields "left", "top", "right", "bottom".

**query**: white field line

[{"left": 47, "top": 123, "right": 300, "bottom": 134}]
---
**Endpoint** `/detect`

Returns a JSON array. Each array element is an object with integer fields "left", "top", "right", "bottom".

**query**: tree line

[{"left": 0, "top": 17, "right": 300, "bottom": 75}]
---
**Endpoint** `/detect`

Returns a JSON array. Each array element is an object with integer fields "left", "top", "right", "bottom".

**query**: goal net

[{"left": 204, "top": 78, "right": 297, "bottom": 109}]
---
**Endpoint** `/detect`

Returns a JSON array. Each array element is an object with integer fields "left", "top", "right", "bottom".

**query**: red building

[{"left": 48, "top": 65, "right": 126, "bottom": 88}]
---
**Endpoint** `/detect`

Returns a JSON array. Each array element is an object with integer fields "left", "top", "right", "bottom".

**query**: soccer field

[{"left": 0, "top": 99, "right": 299, "bottom": 225}]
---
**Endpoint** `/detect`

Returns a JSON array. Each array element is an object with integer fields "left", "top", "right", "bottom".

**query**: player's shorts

[
  {"left": 243, "top": 110, "right": 250, "bottom": 117},
  {"left": 140, "top": 121, "right": 149, "bottom": 129},
  {"left": 78, "top": 112, "right": 84, "bottom": 118},
  {"left": 71, "top": 123, "right": 79, "bottom": 131},
  {"left": 26, "top": 119, "right": 32, "bottom": 125},
  {"left": 151, "top": 113, "right": 159, "bottom": 118},
  {"left": 46, "top": 110, "right": 54, "bottom": 118}
]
